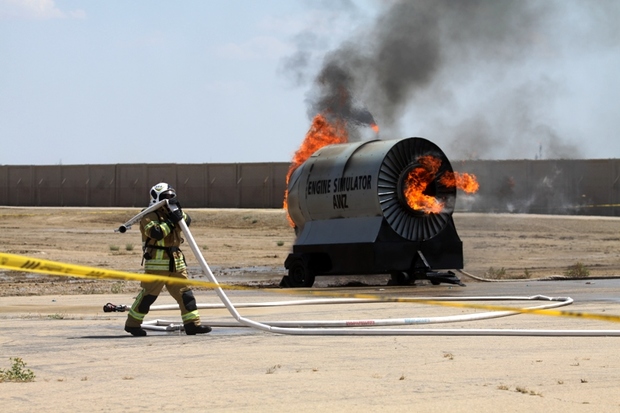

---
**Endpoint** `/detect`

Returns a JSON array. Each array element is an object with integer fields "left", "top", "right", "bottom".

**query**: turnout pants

[{"left": 125, "top": 268, "right": 202, "bottom": 328}]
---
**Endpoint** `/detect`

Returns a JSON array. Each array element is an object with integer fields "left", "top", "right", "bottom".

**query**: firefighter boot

[
  {"left": 184, "top": 323, "right": 212, "bottom": 335},
  {"left": 125, "top": 326, "right": 147, "bottom": 337}
]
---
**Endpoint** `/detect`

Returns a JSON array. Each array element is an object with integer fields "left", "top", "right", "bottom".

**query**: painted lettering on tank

[
  {"left": 332, "top": 175, "right": 372, "bottom": 193},
  {"left": 329, "top": 174, "right": 373, "bottom": 209},
  {"left": 306, "top": 179, "right": 332, "bottom": 195},
  {"left": 332, "top": 193, "right": 348, "bottom": 209}
]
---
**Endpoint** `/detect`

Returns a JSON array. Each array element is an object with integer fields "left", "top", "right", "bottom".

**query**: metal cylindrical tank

[
  {"left": 282, "top": 137, "right": 464, "bottom": 288},
  {"left": 287, "top": 137, "right": 456, "bottom": 240}
]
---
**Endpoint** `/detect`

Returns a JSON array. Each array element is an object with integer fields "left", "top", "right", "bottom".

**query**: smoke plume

[{"left": 282, "top": 0, "right": 620, "bottom": 159}]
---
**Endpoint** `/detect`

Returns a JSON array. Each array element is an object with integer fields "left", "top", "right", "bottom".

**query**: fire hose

[
  {"left": 140, "top": 295, "right": 574, "bottom": 329},
  {"left": 111, "top": 200, "right": 620, "bottom": 337}
]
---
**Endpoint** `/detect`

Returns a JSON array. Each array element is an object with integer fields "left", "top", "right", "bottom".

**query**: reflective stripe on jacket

[{"left": 139, "top": 208, "right": 188, "bottom": 272}]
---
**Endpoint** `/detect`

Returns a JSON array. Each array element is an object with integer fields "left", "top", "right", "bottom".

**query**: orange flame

[
  {"left": 403, "top": 155, "right": 444, "bottom": 214},
  {"left": 370, "top": 123, "right": 379, "bottom": 133},
  {"left": 283, "top": 113, "right": 348, "bottom": 225},
  {"left": 288, "top": 113, "right": 348, "bottom": 177},
  {"left": 439, "top": 171, "right": 480, "bottom": 193},
  {"left": 403, "top": 156, "right": 480, "bottom": 214}
]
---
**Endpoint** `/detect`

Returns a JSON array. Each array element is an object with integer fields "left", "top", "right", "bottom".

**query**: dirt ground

[
  {"left": 1, "top": 207, "right": 620, "bottom": 412},
  {"left": 1, "top": 207, "right": 620, "bottom": 295}
]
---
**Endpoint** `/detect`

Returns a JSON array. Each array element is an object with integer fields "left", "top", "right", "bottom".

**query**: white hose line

[
  {"left": 150, "top": 295, "right": 569, "bottom": 310},
  {"left": 176, "top": 219, "right": 620, "bottom": 337},
  {"left": 141, "top": 320, "right": 182, "bottom": 331},
  {"left": 150, "top": 296, "right": 572, "bottom": 327},
  {"left": 141, "top": 320, "right": 620, "bottom": 337},
  {"left": 259, "top": 328, "right": 620, "bottom": 337},
  {"left": 116, "top": 199, "right": 168, "bottom": 233},
  {"left": 150, "top": 298, "right": 377, "bottom": 310}
]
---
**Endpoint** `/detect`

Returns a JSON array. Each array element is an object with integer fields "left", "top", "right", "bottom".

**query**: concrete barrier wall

[
  {"left": 452, "top": 159, "right": 620, "bottom": 216},
  {"left": 1, "top": 160, "right": 618, "bottom": 216},
  {"left": 0, "top": 163, "right": 290, "bottom": 209}
]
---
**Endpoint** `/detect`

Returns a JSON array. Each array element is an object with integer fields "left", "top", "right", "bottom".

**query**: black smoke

[{"left": 281, "top": 0, "right": 620, "bottom": 158}]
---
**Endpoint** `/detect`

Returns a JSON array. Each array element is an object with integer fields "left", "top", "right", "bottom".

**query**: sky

[{"left": 1, "top": 0, "right": 619, "bottom": 166}]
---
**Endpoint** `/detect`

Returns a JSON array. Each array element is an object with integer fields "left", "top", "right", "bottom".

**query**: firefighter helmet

[{"left": 149, "top": 182, "right": 177, "bottom": 206}]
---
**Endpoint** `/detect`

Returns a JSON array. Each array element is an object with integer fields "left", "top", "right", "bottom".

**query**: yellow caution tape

[
  {"left": 0, "top": 252, "right": 224, "bottom": 289},
  {"left": 2, "top": 251, "right": 620, "bottom": 324}
]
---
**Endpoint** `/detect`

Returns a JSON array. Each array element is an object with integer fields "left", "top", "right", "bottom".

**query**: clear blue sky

[{"left": 1, "top": 0, "right": 619, "bottom": 165}]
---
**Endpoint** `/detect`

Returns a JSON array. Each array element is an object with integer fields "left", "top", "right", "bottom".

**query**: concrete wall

[
  {"left": 0, "top": 163, "right": 290, "bottom": 209},
  {"left": 453, "top": 159, "right": 620, "bottom": 216},
  {"left": 1, "top": 160, "right": 619, "bottom": 216}
]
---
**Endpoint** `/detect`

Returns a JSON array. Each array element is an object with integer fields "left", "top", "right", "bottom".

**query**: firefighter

[{"left": 124, "top": 182, "right": 212, "bottom": 336}]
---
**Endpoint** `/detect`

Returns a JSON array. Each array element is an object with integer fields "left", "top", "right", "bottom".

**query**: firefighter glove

[{"left": 169, "top": 208, "right": 184, "bottom": 224}]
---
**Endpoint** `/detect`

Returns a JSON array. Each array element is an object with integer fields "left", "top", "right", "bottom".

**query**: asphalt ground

[{"left": 2, "top": 278, "right": 620, "bottom": 412}]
